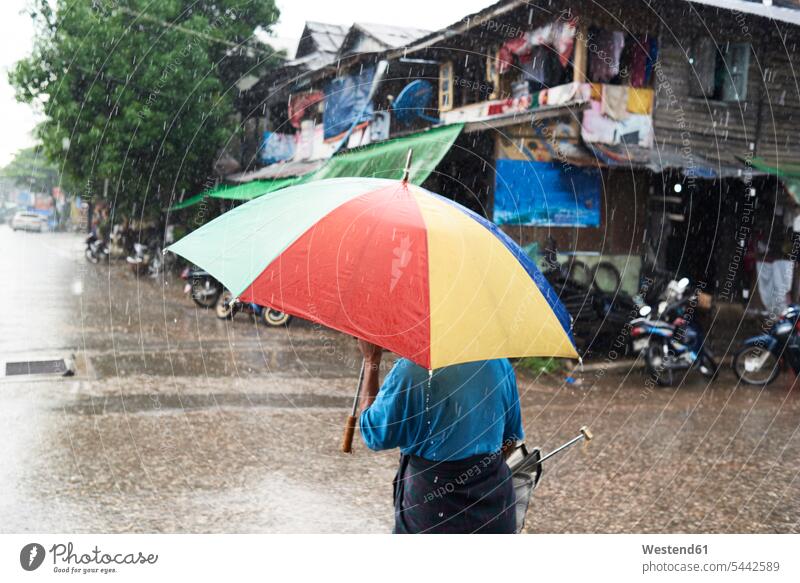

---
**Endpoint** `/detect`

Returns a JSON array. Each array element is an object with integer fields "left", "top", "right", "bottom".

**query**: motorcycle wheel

[
  {"left": 262, "top": 308, "right": 292, "bottom": 327},
  {"left": 591, "top": 261, "right": 622, "bottom": 293},
  {"left": 191, "top": 280, "right": 220, "bottom": 309},
  {"left": 215, "top": 290, "right": 235, "bottom": 320},
  {"left": 645, "top": 339, "right": 676, "bottom": 387},
  {"left": 85, "top": 248, "right": 99, "bottom": 264},
  {"left": 564, "top": 260, "right": 592, "bottom": 288},
  {"left": 732, "top": 346, "right": 779, "bottom": 386}
]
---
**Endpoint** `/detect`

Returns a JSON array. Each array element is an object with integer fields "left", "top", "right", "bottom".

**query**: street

[{"left": 1, "top": 225, "right": 798, "bottom": 533}]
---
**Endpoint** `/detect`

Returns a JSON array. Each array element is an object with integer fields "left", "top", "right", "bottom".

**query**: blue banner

[
  {"left": 260, "top": 132, "right": 295, "bottom": 165},
  {"left": 323, "top": 66, "right": 375, "bottom": 141},
  {"left": 493, "top": 160, "right": 601, "bottom": 227}
]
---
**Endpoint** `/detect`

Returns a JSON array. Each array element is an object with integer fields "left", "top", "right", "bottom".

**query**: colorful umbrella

[{"left": 166, "top": 176, "right": 578, "bottom": 368}]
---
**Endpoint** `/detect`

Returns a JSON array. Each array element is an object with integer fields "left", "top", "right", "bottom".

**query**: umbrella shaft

[
  {"left": 350, "top": 359, "right": 366, "bottom": 416},
  {"left": 538, "top": 434, "right": 584, "bottom": 464}
]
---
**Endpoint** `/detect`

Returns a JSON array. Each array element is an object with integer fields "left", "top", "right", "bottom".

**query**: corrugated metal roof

[
  {"left": 352, "top": 23, "right": 431, "bottom": 49},
  {"left": 688, "top": 0, "right": 800, "bottom": 26},
  {"left": 392, "top": 0, "right": 800, "bottom": 60},
  {"left": 301, "top": 21, "right": 349, "bottom": 56}
]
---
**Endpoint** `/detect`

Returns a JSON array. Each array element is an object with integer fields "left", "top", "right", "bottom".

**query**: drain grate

[{"left": 5, "top": 359, "right": 69, "bottom": 376}]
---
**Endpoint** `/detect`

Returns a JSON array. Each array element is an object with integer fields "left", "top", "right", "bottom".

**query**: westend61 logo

[{"left": 19, "top": 542, "right": 158, "bottom": 574}]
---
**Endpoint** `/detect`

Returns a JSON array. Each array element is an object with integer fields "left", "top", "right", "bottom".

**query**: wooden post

[
  {"left": 571, "top": 24, "right": 589, "bottom": 139},
  {"left": 573, "top": 24, "right": 589, "bottom": 83}
]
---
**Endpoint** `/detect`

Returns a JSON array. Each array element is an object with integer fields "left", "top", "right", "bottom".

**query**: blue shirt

[{"left": 359, "top": 358, "right": 524, "bottom": 461}]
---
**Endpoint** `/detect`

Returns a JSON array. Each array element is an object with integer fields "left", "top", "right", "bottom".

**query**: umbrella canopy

[{"left": 166, "top": 177, "right": 577, "bottom": 369}]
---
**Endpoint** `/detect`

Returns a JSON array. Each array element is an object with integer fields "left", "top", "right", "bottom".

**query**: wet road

[{"left": 0, "top": 225, "right": 798, "bottom": 533}]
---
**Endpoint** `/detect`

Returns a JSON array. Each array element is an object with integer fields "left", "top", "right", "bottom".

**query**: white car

[{"left": 10, "top": 211, "right": 46, "bottom": 232}]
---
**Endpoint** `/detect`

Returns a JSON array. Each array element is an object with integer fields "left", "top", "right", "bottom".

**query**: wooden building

[{"left": 245, "top": 0, "right": 800, "bottom": 303}]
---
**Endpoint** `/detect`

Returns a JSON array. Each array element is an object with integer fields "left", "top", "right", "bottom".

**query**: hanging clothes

[
  {"left": 497, "top": 35, "right": 531, "bottom": 74},
  {"left": 498, "top": 19, "right": 575, "bottom": 75},
  {"left": 287, "top": 91, "right": 324, "bottom": 129},
  {"left": 628, "top": 36, "right": 650, "bottom": 88},
  {"left": 581, "top": 100, "right": 618, "bottom": 144},
  {"left": 520, "top": 46, "right": 549, "bottom": 86},
  {"left": 521, "top": 47, "right": 564, "bottom": 92},
  {"left": 601, "top": 84, "right": 629, "bottom": 120},
  {"left": 527, "top": 19, "right": 576, "bottom": 67},
  {"left": 644, "top": 37, "right": 659, "bottom": 86},
  {"left": 757, "top": 260, "right": 794, "bottom": 316},
  {"left": 627, "top": 87, "right": 654, "bottom": 114},
  {"left": 552, "top": 18, "right": 577, "bottom": 67},
  {"left": 589, "top": 30, "right": 625, "bottom": 83},
  {"left": 543, "top": 81, "right": 580, "bottom": 106}
]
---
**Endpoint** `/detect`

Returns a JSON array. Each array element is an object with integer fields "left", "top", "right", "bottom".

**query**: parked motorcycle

[
  {"left": 84, "top": 233, "right": 110, "bottom": 264},
  {"left": 126, "top": 226, "right": 175, "bottom": 278},
  {"left": 215, "top": 289, "right": 292, "bottom": 327},
  {"left": 732, "top": 304, "right": 800, "bottom": 386},
  {"left": 126, "top": 241, "right": 156, "bottom": 276},
  {"left": 180, "top": 266, "right": 223, "bottom": 309},
  {"left": 631, "top": 278, "right": 717, "bottom": 386}
]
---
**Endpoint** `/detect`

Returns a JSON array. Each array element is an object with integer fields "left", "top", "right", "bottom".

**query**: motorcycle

[
  {"left": 180, "top": 266, "right": 223, "bottom": 309},
  {"left": 126, "top": 226, "right": 174, "bottom": 278},
  {"left": 732, "top": 304, "right": 800, "bottom": 386},
  {"left": 631, "top": 277, "right": 717, "bottom": 386},
  {"left": 215, "top": 289, "right": 293, "bottom": 327},
  {"left": 126, "top": 241, "right": 156, "bottom": 276},
  {"left": 84, "top": 233, "right": 110, "bottom": 264}
]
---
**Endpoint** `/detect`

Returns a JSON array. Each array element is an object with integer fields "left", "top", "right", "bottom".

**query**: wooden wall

[
  {"left": 754, "top": 22, "right": 800, "bottom": 165},
  {"left": 652, "top": 2, "right": 800, "bottom": 166}
]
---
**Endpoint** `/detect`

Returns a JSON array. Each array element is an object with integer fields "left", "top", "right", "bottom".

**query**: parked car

[{"left": 10, "top": 211, "right": 46, "bottom": 232}]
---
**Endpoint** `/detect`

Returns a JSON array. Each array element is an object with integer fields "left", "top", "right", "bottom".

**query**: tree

[
  {"left": 0, "top": 146, "right": 61, "bottom": 196},
  {"left": 9, "top": 0, "right": 282, "bottom": 220}
]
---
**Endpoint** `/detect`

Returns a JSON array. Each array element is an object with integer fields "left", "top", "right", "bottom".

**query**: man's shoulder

[
  {"left": 472, "top": 358, "right": 513, "bottom": 375},
  {"left": 388, "top": 358, "right": 428, "bottom": 382},
  {"left": 483, "top": 358, "right": 515, "bottom": 385}
]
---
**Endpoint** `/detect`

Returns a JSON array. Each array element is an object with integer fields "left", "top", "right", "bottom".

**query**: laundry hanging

[{"left": 589, "top": 30, "right": 625, "bottom": 83}]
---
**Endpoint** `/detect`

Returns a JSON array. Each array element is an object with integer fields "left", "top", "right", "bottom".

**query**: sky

[{"left": 0, "top": 0, "right": 491, "bottom": 167}]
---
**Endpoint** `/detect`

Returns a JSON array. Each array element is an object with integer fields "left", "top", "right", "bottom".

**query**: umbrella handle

[
  {"left": 341, "top": 415, "right": 358, "bottom": 453},
  {"left": 341, "top": 359, "right": 366, "bottom": 454}
]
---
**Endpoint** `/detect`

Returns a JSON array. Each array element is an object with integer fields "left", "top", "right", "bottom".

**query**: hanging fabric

[
  {"left": 601, "top": 84, "right": 629, "bottom": 120},
  {"left": 627, "top": 87, "right": 654, "bottom": 114},
  {"left": 628, "top": 36, "right": 650, "bottom": 88},
  {"left": 589, "top": 30, "right": 625, "bottom": 82},
  {"left": 288, "top": 91, "right": 324, "bottom": 129},
  {"left": 644, "top": 37, "right": 659, "bottom": 86}
]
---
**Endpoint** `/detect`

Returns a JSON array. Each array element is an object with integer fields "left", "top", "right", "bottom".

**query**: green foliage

[
  {"left": 9, "top": 0, "right": 281, "bottom": 219},
  {"left": 515, "top": 356, "right": 563, "bottom": 376},
  {"left": 0, "top": 146, "right": 61, "bottom": 195}
]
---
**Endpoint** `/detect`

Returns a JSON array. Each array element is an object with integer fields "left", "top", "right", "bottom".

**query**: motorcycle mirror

[
  {"left": 678, "top": 277, "right": 690, "bottom": 290},
  {"left": 639, "top": 305, "right": 652, "bottom": 317}
]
